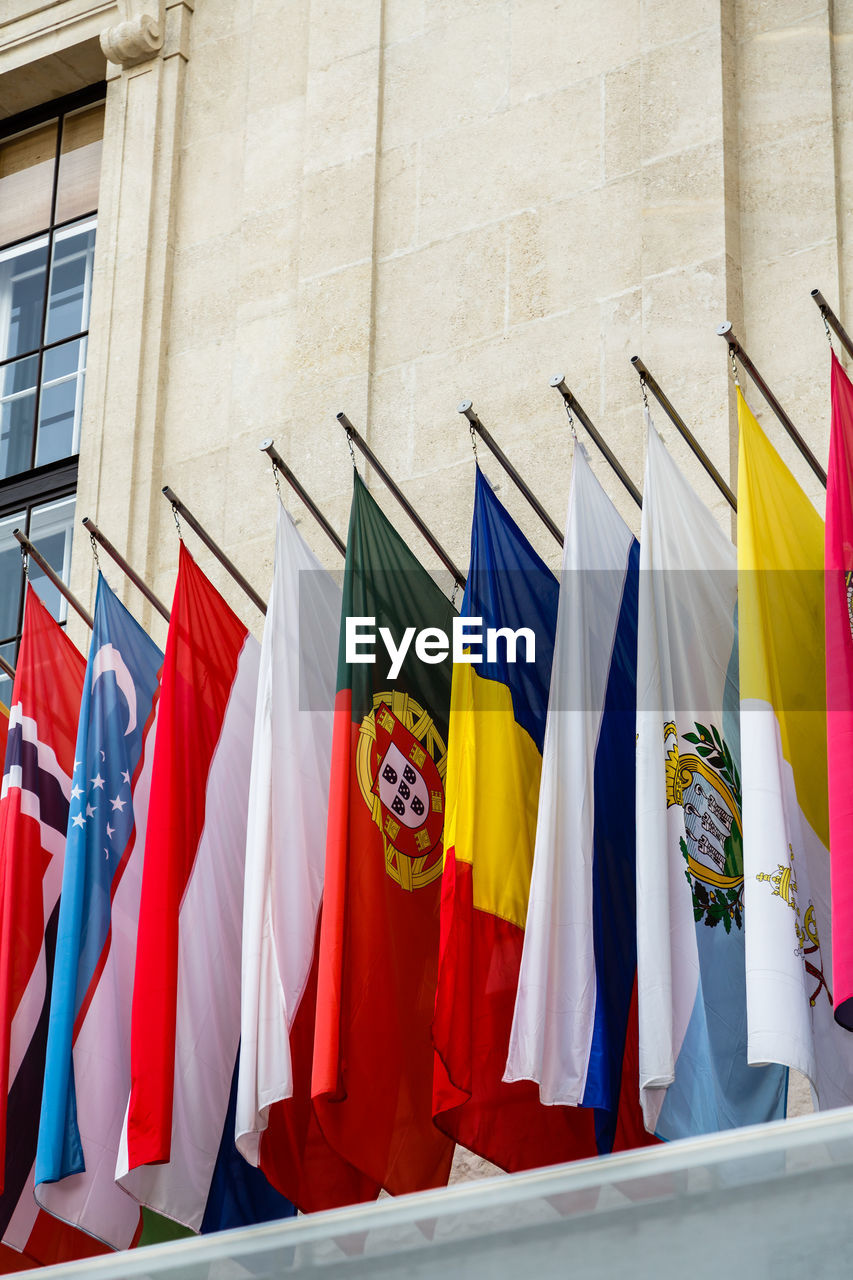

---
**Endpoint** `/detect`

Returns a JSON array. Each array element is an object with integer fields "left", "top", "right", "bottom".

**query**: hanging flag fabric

[
  {"left": 504, "top": 444, "right": 650, "bottom": 1156},
  {"left": 117, "top": 543, "right": 293, "bottom": 1231},
  {"left": 312, "top": 470, "right": 456, "bottom": 1195},
  {"left": 0, "top": 705, "right": 8, "bottom": 778},
  {"left": 34, "top": 574, "right": 163, "bottom": 1247},
  {"left": 237, "top": 501, "right": 378, "bottom": 1211},
  {"left": 435, "top": 464, "right": 605, "bottom": 1171},
  {"left": 738, "top": 389, "right": 853, "bottom": 1104},
  {"left": 635, "top": 418, "right": 787, "bottom": 1137},
  {"left": 0, "top": 590, "right": 108, "bottom": 1265},
  {"left": 826, "top": 353, "right": 853, "bottom": 1031}
]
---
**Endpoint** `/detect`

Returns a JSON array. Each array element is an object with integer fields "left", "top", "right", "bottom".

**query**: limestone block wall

[{"left": 46, "top": 0, "right": 846, "bottom": 652}]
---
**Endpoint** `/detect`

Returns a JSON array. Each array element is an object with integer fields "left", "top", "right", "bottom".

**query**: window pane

[
  {"left": 45, "top": 219, "right": 96, "bottom": 346},
  {"left": 0, "top": 237, "right": 49, "bottom": 360},
  {"left": 28, "top": 494, "right": 75, "bottom": 624},
  {"left": 0, "top": 121, "right": 57, "bottom": 246},
  {"left": 0, "top": 511, "right": 25, "bottom": 643},
  {"left": 36, "top": 336, "right": 86, "bottom": 466},
  {"left": 0, "top": 642, "right": 15, "bottom": 711},
  {"left": 0, "top": 353, "right": 38, "bottom": 479},
  {"left": 55, "top": 103, "right": 104, "bottom": 226}
]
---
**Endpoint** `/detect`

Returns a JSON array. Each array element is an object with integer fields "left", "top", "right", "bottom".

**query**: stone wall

[{"left": 2, "top": 0, "right": 834, "bottom": 647}]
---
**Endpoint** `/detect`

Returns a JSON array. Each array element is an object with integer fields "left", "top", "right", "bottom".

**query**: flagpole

[
  {"left": 716, "top": 322, "right": 827, "bottom": 488},
  {"left": 259, "top": 439, "right": 347, "bottom": 557},
  {"left": 13, "top": 529, "right": 94, "bottom": 629},
  {"left": 81, "top": 517, "right": 171, "bottom": 622},
  {"left": 336, "top": 412, "right": 467, "bottom": 590},
  {"left": 0, "top": 655, "right": 15, "bottom": 681},
  {"left": 811, "top": 289, "right": 853, "bottom": 361},
  {"left": 630, "top": 357, "right": 737, "bottom": 512},
  {"left": 549, "top": 376, "right": 643, "bottom": 508},
  {"left": 161, "top": 488, "right": 268, "bottom": 616},
  {"left": 456, "top": 401, "right": 564, "bottom": 547}
]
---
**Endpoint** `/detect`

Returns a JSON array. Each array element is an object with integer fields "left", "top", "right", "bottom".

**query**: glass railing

[{"left": 34, "top": 1105, "right": 853, "bottom": 1279}]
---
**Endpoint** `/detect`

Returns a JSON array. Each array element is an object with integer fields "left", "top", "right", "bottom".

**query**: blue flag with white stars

[{"left": 34, "top": 574, "right": 164, "bottom": 1248}]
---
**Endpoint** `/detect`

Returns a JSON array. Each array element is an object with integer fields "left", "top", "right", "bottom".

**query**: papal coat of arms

[
  {"left": 665, "top": 720, "right": 744, "bottom": 932},
  {"left": 356, "top": 691, "right": 447, "bottom": 891}
]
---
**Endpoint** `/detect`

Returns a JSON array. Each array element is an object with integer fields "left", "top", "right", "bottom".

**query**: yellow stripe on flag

[
  {"left": 444, "top": 666, "right": 543, "bottom": 930},
  {"left": 737, "top": 388, "right": 828, "bottom": 846}
]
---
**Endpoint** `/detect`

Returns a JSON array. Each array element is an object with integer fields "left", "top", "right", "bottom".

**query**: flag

[
  {"left": 312, "top": 470, "right": 456, "bottom": 1195},
  {"left": 434, "top": 464, "right": 601, "bottom": 1171},
  {"left": 0, "top": 705, "right": 8, "bottom": 775},
  {"left": 505, "top": 443, "right": 651, "bottom": 1155},
  {"left": 738, "top": 388, "right": 853, "bottom": 1104},
  {"left": 34, "top": 574, "right": 163, "bottom": 1247},
  {"left": 826, "top": 352, "right": 853, "bottom": 1031},
  {"left": 0, "top": 590, "right": 108, "bottom": 1265},
  {"left": 635, "top": 417, "right": 787, "bottom": 1137},
  {"left": 117, "top": 543, "right": 293, "bottom": 1231},
  {"left": 237, "top": 501, "right": 378, "bottom": 1211}
]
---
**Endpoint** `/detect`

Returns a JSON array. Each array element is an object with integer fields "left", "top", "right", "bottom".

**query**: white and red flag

[
  {"left": 0, "top": 589, "right": 108, "bottom": 1265},
  {"left": 117, "top": 542, "right": 292, "bottom": 1232},
  {"left": 236, "top": 501, "right": 377, "bottom": 1211}
]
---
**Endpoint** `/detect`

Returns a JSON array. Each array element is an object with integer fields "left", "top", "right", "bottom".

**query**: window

[{"left": 0, "top": 85, "right": 106, "bottom": 706}]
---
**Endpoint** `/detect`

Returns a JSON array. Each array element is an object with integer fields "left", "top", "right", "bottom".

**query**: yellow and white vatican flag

[{"left": 738, "top": 389, "right": 853, "bottom": 1105}]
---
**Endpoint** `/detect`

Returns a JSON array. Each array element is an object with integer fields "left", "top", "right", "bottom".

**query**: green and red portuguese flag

[{"left": 312, "top": 471, "right": 456, "bottom": 1193}]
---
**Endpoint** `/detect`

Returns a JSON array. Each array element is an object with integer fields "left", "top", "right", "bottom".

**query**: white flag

[
  {"left": 506, "top": 445, "right": 643, "bottom": 1148},
  {"left": 636, "top": 416, "right": 786, "bottom": 1139},
  {"left": 236, "top": 501, "right": 341, "bottom": 1158}
]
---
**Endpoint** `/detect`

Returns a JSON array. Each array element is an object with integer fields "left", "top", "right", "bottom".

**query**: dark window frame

[{"left": 0, "top": 83, "right": 106, "bottom": 676}]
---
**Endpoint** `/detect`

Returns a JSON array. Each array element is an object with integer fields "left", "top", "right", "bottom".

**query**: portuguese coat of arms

[{"left": 356, "top": 691, "right": 447, "bottom": 891}]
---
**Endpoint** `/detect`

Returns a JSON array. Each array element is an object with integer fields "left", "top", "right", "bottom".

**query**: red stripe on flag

[
  {"left": 432, "top": 850, "right": 600, "bottom": 1172},
  {"left": 126, "top": 545, "right": 248, "bottom": 1169},
  {"left": 0, "top": 593, "right": 85, "bottom": 1186}
]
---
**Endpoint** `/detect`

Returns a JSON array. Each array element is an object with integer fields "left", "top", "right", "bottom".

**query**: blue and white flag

[
  {"left": 635, "top": 415, "right": 787, "bottom": 1137},
  {"left": 506, "top": 444, "right": 647, "bottom": 1152},
  {"left": 35, "top": 574, "right": 162, "bottom": 1247}
]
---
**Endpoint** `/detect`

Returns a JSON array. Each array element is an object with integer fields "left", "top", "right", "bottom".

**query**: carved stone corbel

[{"left": 100, "top": 0, "right": 165, "bottom": 68}]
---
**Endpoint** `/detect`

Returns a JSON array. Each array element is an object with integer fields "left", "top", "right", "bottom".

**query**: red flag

[
  {"left": 312, "top": 474, "right": 455, "bottom": 1194},
  {"left": 827, "top": 352, "right": 853, "bottom": 1030},
  {"left": 119, "top": 543, "right": 290, "bottom": 1233}
]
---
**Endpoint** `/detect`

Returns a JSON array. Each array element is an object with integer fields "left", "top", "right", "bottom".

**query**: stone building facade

[
  {"left": 4, "top": 0, "right": 850, "bottom": 652},
  {"left": 0, "top": 0, "right": 840, "bottom": 1143}
]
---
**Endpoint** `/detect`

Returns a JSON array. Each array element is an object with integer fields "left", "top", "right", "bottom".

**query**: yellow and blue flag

[{"left": 433, "top": 465, "right": 604, "bottom": 1169}]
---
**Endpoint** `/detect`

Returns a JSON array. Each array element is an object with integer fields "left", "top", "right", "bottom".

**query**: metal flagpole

[
  {"left": 716, "top": 321, "right": 827, "bottom": 488},
  {"left": 0, "top": 654, "right": 15, "bottom": 682},
  {"left": 82, "top": 516, "right": 171, "bottom": 622},
  {"left": 630, "top": 356, "right": 737, "bottom": 512},
  {"left": 337, "top": 411, "right": 467, "bottom": 590},
  {"left": 456, "top": 400, "right": 564, "bottom": 547},
  {"left": 549, "top": 375, "right": 643, "bottom": 508},
  {"left": 811, "top": 289, "right": 853, "bottom": 362},
  {"left": 259, "top": 439, "right": 347, "bottom": 557},
  {"left": 161, "top": 487, "right": 268, "bottom": 616},
  {"left": 14, "top": 529, "right": 94, "bottom": 629}
]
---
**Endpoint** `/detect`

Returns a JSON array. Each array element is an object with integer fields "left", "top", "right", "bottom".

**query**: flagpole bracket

[
  {"left": 550, "top": 376, "right": 642, "bottom": 508},
  {"left": 631, "top": 355, "right": 737, "bottom": 512},
  {"left": 457, "top": 399, "right": 563, "bottom": 546},
  {"left": 259, "top": 439, "right": 346, "bottom": 557},
  {"left": 716, "top": 321, "right": 827, "bottom": 487}
]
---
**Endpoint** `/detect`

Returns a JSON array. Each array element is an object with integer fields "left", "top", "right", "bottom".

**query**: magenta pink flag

[{"left": 827, "top": 352, "right": 853, "bottom": 1030}]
